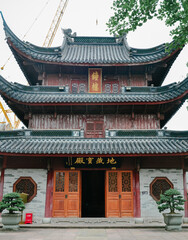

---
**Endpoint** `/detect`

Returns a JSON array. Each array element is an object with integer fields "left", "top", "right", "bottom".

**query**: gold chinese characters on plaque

[
  {"left": 88, "top": 68, "right": 102, "bottom": 93},
  {"left": 65, "top": 157, "right": 121, "bottom": 168}
]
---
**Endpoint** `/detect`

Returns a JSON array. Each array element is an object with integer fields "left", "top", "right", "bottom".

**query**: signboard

[
  {"left": 88, "top": 68, "right": 102, "bottom": 93},
  {"left": 65, "top": 157, "right": 121, "bottom": 168}
]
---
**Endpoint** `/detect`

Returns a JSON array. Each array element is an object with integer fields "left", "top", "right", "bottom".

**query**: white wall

[
  {"left": 3, "top": 169, "right": 47, "bottom": 222},
  {"left": 140, "top": 169, "right": 184, "bottom": 218}
]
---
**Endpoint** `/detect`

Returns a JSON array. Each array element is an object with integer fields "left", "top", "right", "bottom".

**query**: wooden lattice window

[
  {"left": 108, "top": 172, "right": 118, "bottom": 192},
  {"left": 13, "top": 177, "right": 37, "bottom": 202},
  {"left": 69, "top": 172, "right": 78, "bottom": 192},
  {"left": 122, "top": 172, "right": 131, "bottom": 192},
  {"left": 150, "top": 177, "right": 173, "bottom": 201},
  {"left": 55, "top": 172, "right": 65, "bottom": 192}
]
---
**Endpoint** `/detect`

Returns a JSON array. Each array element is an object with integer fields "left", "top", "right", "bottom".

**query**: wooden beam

[
  {"left": 131, "top": 105, "right": 135, "bottom": 119},
  {"left": 23, "top": 61, "right": 33, "bottom": 66},
  {"left": 128, "top": 67, "right": 131, "bottom": 86}
]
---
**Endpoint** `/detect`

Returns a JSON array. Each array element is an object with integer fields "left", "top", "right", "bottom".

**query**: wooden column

[
  {"left": 0, "top": 156, "right": 7, "bottom": 200},
  {"left": 183, "top": 170, "right": 188, "bottom": 217},
  {"left": 45, "top": 169, "right": 54, "bottom": 217},
  {"left": 133, "top": 169, "right": 141, "bottom": 218}
]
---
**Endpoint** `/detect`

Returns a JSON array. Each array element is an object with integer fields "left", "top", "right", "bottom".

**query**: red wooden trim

[
  {"left": 13, "top": 177, "right": 37, "bottom": 202},
  {"left": 0, "top": 152, "right": 187, "bottom": 158},
  {"left": 133, "top": 170, "right": 141, "bottom": 218},
  {"left": 135, "top": 170, "right": 141, "bottom": 217},
  {"left": 45, "top": 170, "right": 54, "bottom": 217},
  {"left": 133, "top": 170, "right": 136, "bottom": 217},
  {"left": 0, "top": 156, "right": 7, "bottom": 200},
  {"left": 183, "top": 170, "right": 188, "bottom": 217},
  {"left": 150, "top": 177, "right": 173, "bottom": 201},
  {"left": 0, "top": 169, "right": 5, "bottom": 201}
]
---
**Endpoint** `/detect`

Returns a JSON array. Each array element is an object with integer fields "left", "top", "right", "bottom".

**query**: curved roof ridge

[
  {"left": 1, "top": 13, "right": 181, "bottom": 66},
  {"left": 0, "top": 12, "right": 61, "bottom": 55},
  {"left": 130, "top": 43, "right": 166, "bottom": 56}
]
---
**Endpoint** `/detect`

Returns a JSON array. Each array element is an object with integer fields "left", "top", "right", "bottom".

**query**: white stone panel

[
  {"left": 3, "top": 169, "right": 47, "bottom": 222},
  {"left": 140, "top": 169, "right": 184, "bottom": 218}
]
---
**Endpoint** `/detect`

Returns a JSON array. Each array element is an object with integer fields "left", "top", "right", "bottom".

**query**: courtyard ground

[{"left": 0, "top": 228, "right": 188, "bottom": 240}]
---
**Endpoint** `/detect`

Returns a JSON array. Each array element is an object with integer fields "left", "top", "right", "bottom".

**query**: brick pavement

[{"left": 0, "top": 228, "right": 188, "bottom": 240}]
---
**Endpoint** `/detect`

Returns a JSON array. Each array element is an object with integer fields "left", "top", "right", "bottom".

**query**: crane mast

[
  {"left": 43, "top": 0, "right": 69, "bottom": 47},
  {"left": 0, "top": 102, "right": 13, "bottom": 129}
]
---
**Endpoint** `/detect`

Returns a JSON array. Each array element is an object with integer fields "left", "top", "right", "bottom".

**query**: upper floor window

[
  {"left": 86, "top": 121, "right": 104, "bottom": 138},
  {"left": 71, "top": 81, "right": 87, "bottom": 93},
  {"left": 103, "top": 82, "right": 119, "bottom": 93}
]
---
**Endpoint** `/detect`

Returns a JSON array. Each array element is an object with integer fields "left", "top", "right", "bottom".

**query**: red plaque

[{"left": 88, "top": 68, "right": 102, "bottom": 93}]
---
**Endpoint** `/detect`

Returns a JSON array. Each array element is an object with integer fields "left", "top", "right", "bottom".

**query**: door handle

[{"left": 65, "top": 194, "right": 68, "bottom": 199}]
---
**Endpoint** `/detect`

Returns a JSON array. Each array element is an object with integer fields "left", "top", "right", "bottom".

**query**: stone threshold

[
  {"left": 21, "top": 217, "right": 187, "bottom": 228},
  {"left": 1, "top": 217, "right": 188, "bottom": 228}
]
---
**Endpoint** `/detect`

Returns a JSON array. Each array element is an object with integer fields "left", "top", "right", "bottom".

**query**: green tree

[
  {"left": 0, "top": 193, "right": 25, "bottom": 214},
  {"left": 107, "top": 0, "right": 188, "bottom": 50},
  {"left": 157, "top": 188, "right": 186, "bottom": 213}
]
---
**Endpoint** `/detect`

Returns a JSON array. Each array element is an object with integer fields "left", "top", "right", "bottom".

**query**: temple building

[{"left": 0, "top": 14, "right": 188, "bottom": 223}]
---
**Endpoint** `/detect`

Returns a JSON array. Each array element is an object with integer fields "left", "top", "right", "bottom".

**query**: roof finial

[
  {"left": 62, "top": 29, "right": 77, "bottom": 44},
  {"left": 0, "top": 11, "right": 5, "bottom": 24}
]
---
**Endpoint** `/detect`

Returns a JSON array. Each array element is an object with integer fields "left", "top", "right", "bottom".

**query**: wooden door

[
  {"left": 106, "top": 171, "right": 133, "bottom": 217},
  {"left": 52, "top": 171, "right": 80, "bottom": 217}
]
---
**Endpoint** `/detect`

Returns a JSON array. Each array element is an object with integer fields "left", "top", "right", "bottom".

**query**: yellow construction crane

[
  {"left": 43, "top": 0, "right": 69, "bottom": 47},
  {"left": 0, "top": 0, "right": 68, "bottom": 129},
  {"left": 0, "top": 102, "right": 20, "bottom": 129},
  {"left": 0, "top": 102, "right": 13, "bottom": 129}
]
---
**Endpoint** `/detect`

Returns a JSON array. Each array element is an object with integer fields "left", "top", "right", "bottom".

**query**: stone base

[
  {"left": 163, "top": 213, "right": 183, "bottom": 231},
  {"left": 165, "top": 225, "right": 182, "bottom": 231},
  {"left": 135, "top": 218, "right": 144, "bottom": 224},
  {"left": 183, "top": 217, "right": 188, "bottom": 224},
  {"left": 1, "top": 213, "right": 21, "bottom": 231},
  {"left": 2, "top": 224, "right": 20, "bottom": 230},
  {"left": 42, "top": 218, "right": 51, "bottom": 224}
]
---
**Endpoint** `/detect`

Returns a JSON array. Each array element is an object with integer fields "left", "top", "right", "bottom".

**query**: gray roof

[
  {"left": 0, "top": 75, "right": 187, "bottom": 104},
  {"left": 1, "top": 14, "right": 176, "bottom": 65},
  {"left": 0, "top": 130, "right": 187, "bottom": 155}
]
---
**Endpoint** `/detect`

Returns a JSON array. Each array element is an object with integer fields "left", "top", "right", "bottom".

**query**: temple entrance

[
  {"left": 82, "top": 170, "right": 105, "bottom": 217},
  {"left": 106, "top": 171, "right": 134, "bottom": 217}
]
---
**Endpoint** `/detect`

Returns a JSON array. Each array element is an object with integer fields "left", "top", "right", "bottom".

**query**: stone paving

[{"left": 0, "top": 228, "right": 188, "bottom": 240}]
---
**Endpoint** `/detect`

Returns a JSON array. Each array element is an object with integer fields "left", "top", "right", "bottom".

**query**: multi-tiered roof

[{"left": 0, "top": 13, "right": 187, "bottom": 157}]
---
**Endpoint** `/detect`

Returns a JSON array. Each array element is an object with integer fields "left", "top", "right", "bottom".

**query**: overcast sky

[{"left": 0, "top": 0, "right": 187, "bottom": 130}]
